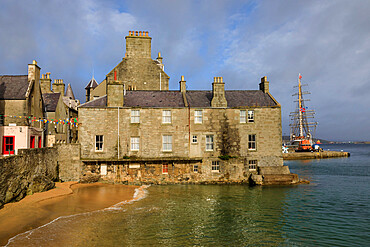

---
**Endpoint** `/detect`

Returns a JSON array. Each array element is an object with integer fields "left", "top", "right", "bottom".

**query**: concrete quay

[{"left": 283, "top": 151, "right": 350, "bottom": 160}]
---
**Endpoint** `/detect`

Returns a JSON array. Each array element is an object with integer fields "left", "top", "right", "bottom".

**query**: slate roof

[
  {"left": 65, "top": 83, "right": 75, "bottom": 99},
  {"left": 124, "top": 91, "right": 185, "bottom": 107},
  {"left": 225, "top": 90, "right": 277, "bottom": 107},
  {"left": 85, "top": 77, "right": 98, "bottom": 89},
  {"left": 79, "top": 90, "right": 278, "bottom": 108},
  {"left": 0, "top": 75, "right": 29, "bottom": 100},
  {"left": 79, "top": 95, "right": 107, "bottom": 108},
  {"left": 42, "top": 93, "right": 61, "bottom": 112}
]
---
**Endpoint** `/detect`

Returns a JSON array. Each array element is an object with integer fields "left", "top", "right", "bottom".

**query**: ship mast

[
  {"left": 298, "top": 74, "right": 303, "bottom": 137},
  {"left": 289, "top": 74, "right": 318, "bottom": 145}
]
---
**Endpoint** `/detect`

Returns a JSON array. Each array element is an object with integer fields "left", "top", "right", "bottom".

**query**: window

[
  {"left": 162, "top": 110, "right": 171, "bottom": 123},
  {"left": 240, "top": 110, "right": 246, "bottom": 123},
  {"left": 248, "top": 110, "right": 254, "bottom": 123},
  {"left": 131, "top": 137, "right": 140, "bottom": 151},
  {"left": 131, "top": 110, "right": 140, "bottom": 123},
  {"left": 3, "top": 136, "right": 15, "bottom": 155},
  {"left": 38, "top": 136, "right": 42, "bottom": 148},
  {"left": 192, "top": 135, "right": 198, "bottom": 143},
  {"left": 162, "top": 164, "right": 169, "bottom": 174},
  {"left": 193, "top": 164, "right": 198, "bottom": 173},
  {"left": 101, "top": 164, "right": 107, "bottom": 175},
  {"left": 249, "top": 160, "right": 257, "bottom": 171},
  {"left": 195, "top": 110, "right": 203, "bottom": 123},
  {"left": 248, "top": 134, "right": 256, "bottom": 150},
  {"left": 95, "top": 135, "right": 103, "bottom": 151},
  {"left": 162, "top": 135, "right": 172, "bottom": 151},
  {"left": 30, "top": 136, "right": 35, "bottom": 148},
  {"left": 206, "top": 135, "right": 214, "bottom": 151},
  {"left": 211, "top": 161, "right": 220, "bottom": 172}
]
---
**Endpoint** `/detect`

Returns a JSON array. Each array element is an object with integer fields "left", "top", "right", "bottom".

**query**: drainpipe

[{"left": 118, "top": 107, "right": 120, "bottom": 160}]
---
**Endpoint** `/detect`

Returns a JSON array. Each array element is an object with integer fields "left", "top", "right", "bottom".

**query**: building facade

[
  {"left": 78, "top": 30, "right": 291, "bottom": 184},
  {"left": 0, "top": 61, "right": 44, "bottom": 155}
]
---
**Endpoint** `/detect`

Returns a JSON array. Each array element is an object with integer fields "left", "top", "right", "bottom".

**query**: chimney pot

[
  {"left": 32, "top": 60, "right": 37, "bottom": 65},
  {"left": 135, "top": 31, "right": 138, "bottom": 36},
  {"left": 139, "top": 31, "right": 142, "bottom": 36}
]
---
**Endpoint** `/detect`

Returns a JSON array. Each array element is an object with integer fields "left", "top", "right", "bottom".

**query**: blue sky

[{"left": 0, "top": 0, "right": 369, "bottom": 142}]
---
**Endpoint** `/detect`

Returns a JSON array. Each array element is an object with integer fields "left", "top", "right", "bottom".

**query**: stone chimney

[
  {"left": 107, "top": 79, "right": 124, "bottom": 107},
  {"left": 52, "top": 79, "right": 65, "bottom": 95},
  {"left": 125, "top": 31, "right": 151, "bottom": 58},
  {"left": 156, "top": 52, "right": 163, "bottom": 64},
  {"left": 40, "top": 72, "right": 52, "bottom": 94},
  {"left": 211, "top": 77, "right": 227, "bottom": 108},
  {"left": 259, "top": 76, "right": 269, "bottom": 93},
  {"left": 179, "top": 75, "right": 186, "bottom": 93},
  {"left": 28, "top": 60, "right": 40, "bottom": 83}
]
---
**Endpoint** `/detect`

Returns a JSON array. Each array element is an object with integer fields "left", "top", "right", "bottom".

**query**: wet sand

[{"left": 0, "top": 182, "right": 137, "bottom": 246}]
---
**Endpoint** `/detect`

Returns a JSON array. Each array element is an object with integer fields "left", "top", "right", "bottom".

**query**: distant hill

[{"left": 282, "top": 136, "right": 331, "bottom": 144}]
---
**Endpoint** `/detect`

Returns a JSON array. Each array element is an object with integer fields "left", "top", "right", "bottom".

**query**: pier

[{"left": 283, "top": 151, "right": 350, "bottom": 160}]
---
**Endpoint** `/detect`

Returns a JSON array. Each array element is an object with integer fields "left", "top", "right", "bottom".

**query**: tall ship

[{"left": 289, "top": 74, "right": 318, "bottom": 151}]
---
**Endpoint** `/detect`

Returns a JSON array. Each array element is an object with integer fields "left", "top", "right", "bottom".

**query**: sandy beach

[{"left": 0, "top": 182, "right": 137, "bottom": 246}]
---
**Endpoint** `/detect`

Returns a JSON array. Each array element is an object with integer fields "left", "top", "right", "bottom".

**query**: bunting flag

[
  {"left": 0, "top": 115, "right": 80, "bottom": 127},
  {"left": 300, "top": 107, "right": 306, "bottom": 113}
]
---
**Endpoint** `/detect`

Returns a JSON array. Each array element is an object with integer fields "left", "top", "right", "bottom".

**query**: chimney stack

[
  {"left": 28, "top": 60, "right": 40, "bottom": 83},
  {"left": 40, "top": 72, "right": 52, "bottom": 94},
  {"left": 52, "top": 78, "right": 66, "bottom": 95},
  {"left": 125, "top": 30, "right": 152, "bottom": 58},
  {"left": 211, "top": 77, "right": 227, "bottom": 108},
  {"left": 179, "top": 75, "right": 186, "bottom": 93},
  {"left": 259, "top": 76, "right": 269, "bottom": 93}
]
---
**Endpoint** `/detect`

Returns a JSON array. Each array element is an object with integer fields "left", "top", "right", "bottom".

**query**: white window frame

[
  {"left": 162, "top": 110, "right": 171, "bottom": 124},
  {"left": 131, "top": 110, "right": 140, "bottom": 123},
  {"left": 248, "top": 110, "right": 254, "bottom": 123},
  {"left": 130, "top": 137, "right": 140, "bottom": 151},
  {"left": 192, "top": 135, "right": 198, "bottom": 144},
  {"left": 100, "top": 164, "right": 107, "bottom": 175},
  {"left": 248, "top": 134, "right": 256, "bottom": 150},
  {"left": 249, "top": 160, "right": 257, "bottom": 171},
  {"left": 194, "top": 110, "right": 203, "bottom": 124},
  {"left": 206, "top": 135, "right": 214, "bottom": 151},
  {"left": 240, "top": 110, "right": 246, "bottom": 123},
  {"left": 95, "top": 135, "right": 103, "bottom": 152},
  {"left": 211, "top": 161, "right": 220, "bottom": 172},
  {"left": 162, "top": 135, "right": 172, "bottom": 152}
]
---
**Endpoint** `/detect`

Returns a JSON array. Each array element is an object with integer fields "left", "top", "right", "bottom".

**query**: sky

[{"left": 0, "top": 0, "right": 369, "bottom": 142}]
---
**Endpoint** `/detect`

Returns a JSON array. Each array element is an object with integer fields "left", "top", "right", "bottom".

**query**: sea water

[{"left": 6, "top": 144, "right": 370, "bottom": 246}]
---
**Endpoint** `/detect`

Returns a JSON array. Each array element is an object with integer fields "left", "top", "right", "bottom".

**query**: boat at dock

[{"left": 288, "top": 74, "right": 318, "bottom": 152}]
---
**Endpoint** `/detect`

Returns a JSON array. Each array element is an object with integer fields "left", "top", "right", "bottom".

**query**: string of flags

[{"left": 0, "top": 115, "right": 79, "bottom": 127}]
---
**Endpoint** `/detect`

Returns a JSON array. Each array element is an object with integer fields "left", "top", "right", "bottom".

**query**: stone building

[
  {"left": 78, "top": 32, "right": 296, "bottom": 185},
  {"left": 85, "top": 31, "right": 170, "bottom": 102},
  {"left": 41, "top": 74, "right": 79, "bottom": 146},
  {"left": 0, "top": 61, "right": 44, "bottom": 155}
]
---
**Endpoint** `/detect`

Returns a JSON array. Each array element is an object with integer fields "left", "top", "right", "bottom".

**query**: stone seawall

[
  {"left": 0, "top": 148, "right": 58, "bottom": 208},
  {"left": 283, "top": 151, "right": 350, "bottom": 160},
  {"left": 0, "top": 144, "right": 82, "bottom": 208}
]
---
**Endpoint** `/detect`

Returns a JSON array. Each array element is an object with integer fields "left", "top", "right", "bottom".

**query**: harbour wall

[
  {"left": 283, "top": 151, "right": 350, "bottom": 160},
  {"left": 0, "top": 144, "right": 81, "bottom": 208}
]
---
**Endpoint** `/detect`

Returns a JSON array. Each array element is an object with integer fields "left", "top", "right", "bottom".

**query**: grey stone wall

[
  {"left": 0, "top": 147, "right": 58, "bottom": 208},
  {"left": 55, "top": 143, "right": 81, "bottom": 182},
  {"left": 82, "top": 158, "right": 256, "bottom": 185},
  {"left": 79, "top": 106, "right": 282, "bottom": 166}
]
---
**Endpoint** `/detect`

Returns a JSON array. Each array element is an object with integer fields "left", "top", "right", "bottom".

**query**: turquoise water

[{"left": 7, "top": 144, "right": 370, "bottom": 246}]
